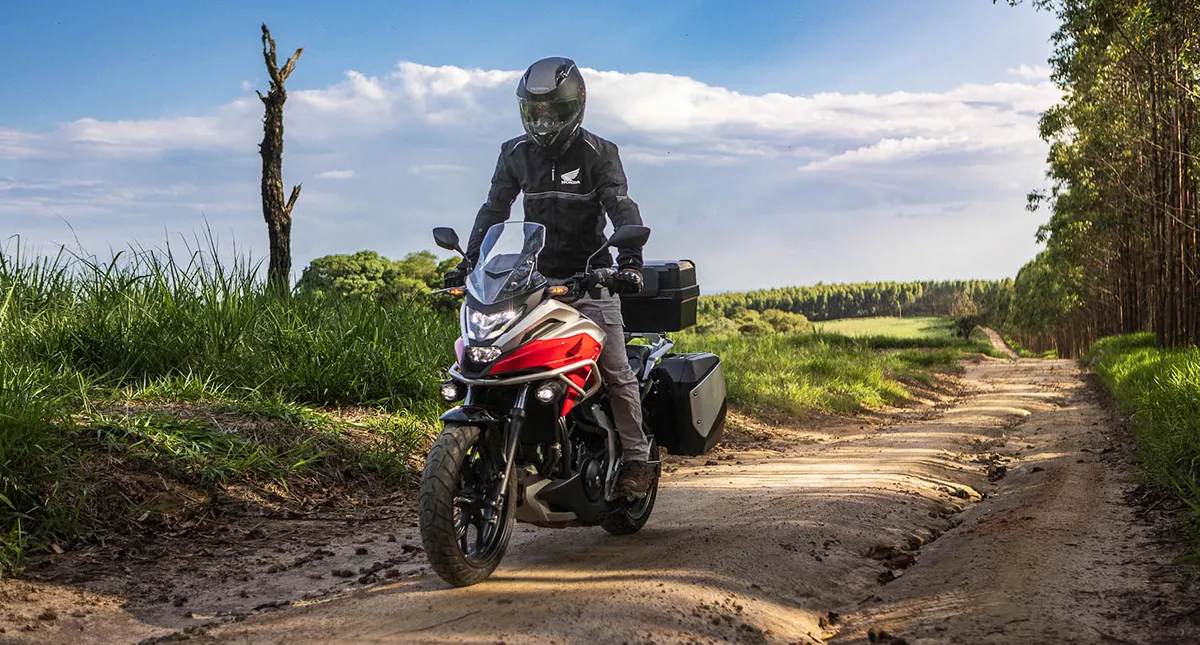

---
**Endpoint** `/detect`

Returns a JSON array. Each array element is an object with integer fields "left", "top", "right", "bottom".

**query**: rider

[{"left": 445, "top": 56, "right": 653, "bottom": 498}]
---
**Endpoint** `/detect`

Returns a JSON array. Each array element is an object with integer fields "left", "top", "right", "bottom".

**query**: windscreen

[{"left": 467, "top": 222, "right": 546, "bottom": 305}]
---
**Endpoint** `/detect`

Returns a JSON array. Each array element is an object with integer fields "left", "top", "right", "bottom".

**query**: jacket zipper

[{"left": 550, "top": 164, "right": 559, "bottom": 270}]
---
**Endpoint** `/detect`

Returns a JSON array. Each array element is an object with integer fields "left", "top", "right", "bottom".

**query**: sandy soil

[{"left": 3, "top": 354, "right": 1197, "bottom": 645}]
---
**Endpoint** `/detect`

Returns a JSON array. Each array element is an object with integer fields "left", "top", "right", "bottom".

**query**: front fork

[
  {"left": 484, "top": 384, "right": 648, "bottom": 513},
  {"left": 486, "top": 384, "right": 528, "bottom": 525}
]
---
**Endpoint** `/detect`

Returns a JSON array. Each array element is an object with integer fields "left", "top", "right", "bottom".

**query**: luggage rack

[{"left": 625, "top": 332, "right": 675, "bottom": 384}]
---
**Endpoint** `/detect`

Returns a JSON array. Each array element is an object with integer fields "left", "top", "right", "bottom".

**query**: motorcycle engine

[{"left": 575, "top": 442, "right": 608, "bottom": 502}]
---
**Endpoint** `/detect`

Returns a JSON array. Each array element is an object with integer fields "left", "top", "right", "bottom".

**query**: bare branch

[
  {"left": 261, "top": 24, "right": 280, "bottom": 82},
  {"left": 284, "top": 184, "right": 302, "bottom": 218},
  {"left": 280, "top": 48, "right": 304, "bottom": 82}
]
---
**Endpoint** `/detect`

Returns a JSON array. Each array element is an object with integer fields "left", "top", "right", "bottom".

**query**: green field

[
  {"left": 678, "top": 315, "right": 998, "bottom": 416},
  {"left": 676, "top": 331, "right": 972, "bottom": 417},
  {"left": 815, "top": 316, "right": 956, "bottom": 339}
]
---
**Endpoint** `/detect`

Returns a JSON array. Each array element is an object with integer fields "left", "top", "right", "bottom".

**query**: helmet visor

[{"left": 519, "top": 98, "right": 582, "bottom": 136}]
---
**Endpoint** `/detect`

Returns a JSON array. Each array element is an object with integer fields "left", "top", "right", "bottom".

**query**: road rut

[
  {"left": 5, "top": 357, "right": 1195, "bottom": 645},
  {"left": 180, "top": 357, "right": 1194, "bottom": 644}
]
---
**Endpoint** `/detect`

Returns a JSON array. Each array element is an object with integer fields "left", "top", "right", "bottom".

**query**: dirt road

[
  {"left": 979, "top": 327, "right": 1019, "bottom": 359},
  {"left": 5, "top": 356, "right": 1197, "bottom": 644}
]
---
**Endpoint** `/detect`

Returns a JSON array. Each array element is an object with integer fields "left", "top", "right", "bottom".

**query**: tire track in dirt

[
  {"left": 171, "top": 357, "right": 1193, "bottom": 645},
  {"left": 6, "top": 358, "right": 1193, "bottom": 645},
  {"left": 830, "top": 361, "right": 1198, "bottom": 645}
]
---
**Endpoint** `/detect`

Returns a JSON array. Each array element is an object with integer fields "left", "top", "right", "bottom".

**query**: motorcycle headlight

[
  {"left": 440, "top": 380, "right": 465, "bottom": 402},
  {"left": 466, "top": 346, "right": 503, "bottom": 363},
  {"left": 466, "top": 307, "right": 522, "bottom": 341}
]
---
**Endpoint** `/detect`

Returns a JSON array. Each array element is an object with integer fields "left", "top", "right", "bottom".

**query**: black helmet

[{"left": 517, "top": 57, "right": 586, "bottom": 155}]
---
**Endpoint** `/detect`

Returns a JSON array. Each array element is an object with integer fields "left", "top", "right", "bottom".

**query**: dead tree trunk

[{"left": 257, "top": 24, "right": 303, "bottom": 296}]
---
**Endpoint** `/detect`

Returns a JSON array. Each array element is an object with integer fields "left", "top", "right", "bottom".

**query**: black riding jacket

[{"left": 465, "top": 129, "right": 643, "bottom": 280}]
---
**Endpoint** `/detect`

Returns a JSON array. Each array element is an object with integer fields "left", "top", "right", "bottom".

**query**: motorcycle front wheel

[{"left": 419, "top": 424, "right": 514, "bottom": 587}]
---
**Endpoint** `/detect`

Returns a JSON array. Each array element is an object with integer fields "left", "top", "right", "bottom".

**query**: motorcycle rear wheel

[
  {"left": 419, "top": 424, "right": 514, "bottom": 587},
  {"left": 601, "top": 439, "right": 660, "bottom": 536}
]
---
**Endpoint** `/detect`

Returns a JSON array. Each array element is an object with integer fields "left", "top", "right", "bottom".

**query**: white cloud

[
  {"left": 801, "top": 136, "right": 971, "bottom": 172},
  {"left": 0, "top": 128, "right": 45, "bottom": 159},
  {"left": 316, "top": 169, "right": 356, "bottom": 180},
  {"left": 1007, "top": 64, "right": 1051, "bottom": 80},
  {"left": 1, "top": 62, "right": 1059, "bottom": 289}
]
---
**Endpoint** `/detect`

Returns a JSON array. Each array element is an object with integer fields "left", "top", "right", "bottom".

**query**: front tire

[{"left": 419, "top": 424, "right": 514, "bottom": 587}]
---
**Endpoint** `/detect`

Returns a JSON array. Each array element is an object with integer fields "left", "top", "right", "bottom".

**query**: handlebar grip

[
  {"left": 563, "top": 268, "right": 618, "bottom": 299},
  {"left": 586, "top": 268, "right": 616, "bottom": 298},
  {"left": 593, "top": 268, "right": 615, "bottom": 284}
]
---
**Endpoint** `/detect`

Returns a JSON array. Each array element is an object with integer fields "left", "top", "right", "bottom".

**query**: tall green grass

[
  {"left": 1086, "top": 334, "right": 1200, "bottom": 550},
  {"left": 0, "top": 238, "right": 457, "bottom": 572},
  {"left": 2, "top": 242, "right": 454, "bottom": 406},
  {"left": 675, "top": 331, "right": 976, "bottom": 416}
]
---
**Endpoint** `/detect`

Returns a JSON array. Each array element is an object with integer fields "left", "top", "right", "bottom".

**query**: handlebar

[
  {"left": 552, "top": 267, "right": 616, "bottom": 300},
  {"left": 438, "top": 267, "right": 618, "bottom": 301}
]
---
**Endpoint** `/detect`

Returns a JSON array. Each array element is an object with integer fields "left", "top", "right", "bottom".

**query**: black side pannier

[
  {"left": 648, "top": 353, "right": 727, "bottom": 456},
  {"left": 620, "top": 260, "right": 699, "bottom": 332}
]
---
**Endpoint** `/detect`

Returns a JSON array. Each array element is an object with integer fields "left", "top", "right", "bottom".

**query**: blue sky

[{"left": 1, "top": 1, "right": 1060, "bottom": 291}]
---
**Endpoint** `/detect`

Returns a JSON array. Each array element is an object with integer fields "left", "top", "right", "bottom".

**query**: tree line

[
  {"left": 700, "top": 281, "right": 1013, "bottom": 325},
  {"left": 1002, "top": 0, "right": 1200, "bottom": 355}
]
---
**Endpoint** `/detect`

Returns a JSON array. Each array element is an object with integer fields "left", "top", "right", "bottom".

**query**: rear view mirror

[
  {"left": 584, "top": 225, "right": 651, "bottom": 272},
  {"left": 433, "top": 227, "right": 463, "bottom": 255},
  {"left": 607, "top": 225, "right": 651, "bottom": 250}
]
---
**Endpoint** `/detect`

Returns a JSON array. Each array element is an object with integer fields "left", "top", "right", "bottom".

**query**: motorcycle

[{"left": 419, "top": 221, "right": 726, "bottom": 587}]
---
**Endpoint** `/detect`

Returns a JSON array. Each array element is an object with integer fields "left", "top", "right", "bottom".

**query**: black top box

[{"left": 621, "top": 260, "right": 699, "bottom": 332}]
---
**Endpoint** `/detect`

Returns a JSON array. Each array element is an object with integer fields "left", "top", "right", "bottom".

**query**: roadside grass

[
  {"left": 675, "top": 331, "right": 980, "bottom": 417},
  {"left": 854, "top": 334, "right": 997, "bottom": 352},
  {"left": 0, "top": 239, "right": 456, "bottom": 574},
  {"left": 84, "top": 399, "right": 432, "bottom": 489},
  {"left": 1086, "top": 334, "right": 1200, "bottom": 551},
  {"left": 86, "top": 411, "right": 318, "bottom": 488}
]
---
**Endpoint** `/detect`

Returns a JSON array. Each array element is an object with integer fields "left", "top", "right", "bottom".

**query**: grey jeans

[{"left": 572, "top": 291, "right": 651, "bottom": 462}]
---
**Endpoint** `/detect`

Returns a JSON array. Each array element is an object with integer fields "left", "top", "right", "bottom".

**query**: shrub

[
  {"left": 761, "top": 309, "right": 815, "bottom": 334},
  {"left": 695, "top": 316, "right": 738, "bottom": 335}
]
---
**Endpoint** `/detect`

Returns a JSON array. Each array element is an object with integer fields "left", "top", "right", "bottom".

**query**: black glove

[
  {"left": 613, "top": 267, "right": 643, "bottom": 295},
  {"left": 443, "top": 261, "right": 471, "bottom": 288}
]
